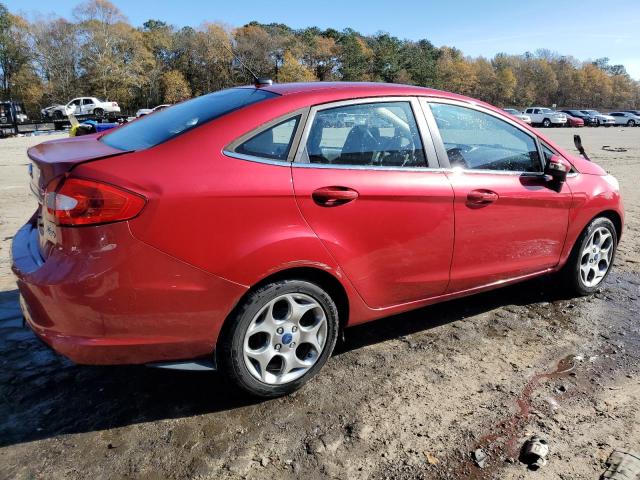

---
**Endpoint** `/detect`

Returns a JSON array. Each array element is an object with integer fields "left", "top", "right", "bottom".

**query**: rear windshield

[{"left": 101, "top": 88, "right": 277, "bottom": 151}]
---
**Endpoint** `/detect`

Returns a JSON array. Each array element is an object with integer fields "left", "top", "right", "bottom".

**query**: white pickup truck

[{"left": 523, "top": 107, "right": 567, "bottom": 127}]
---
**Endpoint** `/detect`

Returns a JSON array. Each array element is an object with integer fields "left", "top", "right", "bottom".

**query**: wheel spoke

[
  {"left": 246, "top": 347, "right": 276, "bottom": 381},
  {"left": 282, "top": 350, "right": 307, "bottom": 375},
  {"left": 299, "top": 322, "right": 324, "bottom": 352},
  {"left": 247, "top": 303, "right": 278, "bottom": 334},
  {"left": 288, "top": 295, "right": 318, "bottom": 323}
]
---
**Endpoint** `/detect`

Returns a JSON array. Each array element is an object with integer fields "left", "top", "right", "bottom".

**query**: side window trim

[
  {"left": 422, "top": 98, "right": 546, "bottom": 174},
  {"left": 292, "top": 96, "right": 440, "bottom": 170},
  {"left": 224, "top": 107, "right": 310, "bottom": 165}
]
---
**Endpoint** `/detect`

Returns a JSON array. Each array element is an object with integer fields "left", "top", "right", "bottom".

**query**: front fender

[{"left": 559, "top": 173, "right": 624, "bottom": 266}]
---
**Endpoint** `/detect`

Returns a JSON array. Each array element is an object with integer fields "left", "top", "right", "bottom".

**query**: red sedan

[
  {"left": 565, "top": 114, "right": 585, "bottom": 127},
  {"left": 13, "top": 82, "right": 623, "bottom": 397}
]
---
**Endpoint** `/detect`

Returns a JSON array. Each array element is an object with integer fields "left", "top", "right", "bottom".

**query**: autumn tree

[
  {"left": 436, "top": 47, "right": 477, "bottom": 96},
  {"left": 73, "top": 0, "right": 152, "bottom": 108},
  {"left": 2, "top": 0, "right": 640, "bottom": 114},
  {"left": 278, "top": 50, "right": 315, "bottom": 82},
  {"left": 337, "top": 29, "right": 373, "bottom": 81},
  {"left": 161, "top": 69, "right": 191, "bottom": 103},
  {"left": 29, "top": 17, "right": 81, "bottom": 104},
  {"left": 0, "top": 5, "right": 30, "bottom": 98}
]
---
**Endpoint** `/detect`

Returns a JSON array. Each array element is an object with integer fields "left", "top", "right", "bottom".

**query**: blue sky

[{"left": 6, "top": 0, "right": 640, "bottom": 79}]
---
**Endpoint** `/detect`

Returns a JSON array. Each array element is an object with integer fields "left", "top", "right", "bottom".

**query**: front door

[
  {"left": 291, "top": 98, "right": 455, "bottom": 309},
  {"left": 425, "top": 100, "right": 572, "bottom": 292}
]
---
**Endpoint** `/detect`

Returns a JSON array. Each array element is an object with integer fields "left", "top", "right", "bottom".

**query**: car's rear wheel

[
  {"left": 627, "top": 120, "right": 635, "bottom": 127},
  {"left": 53, "top": 110, "right": 63, "bottom": 120},
  {"left": 93, "top": 108, "right": 104, "bottom": 117},
  {"left": 218, "top": 279, "right": 339, "bottom": 397},
  {"left": 542, "top": 118, "right": 551, "bottom": 127},
  {"left": 561, "top": 217, "right": 617, "bottom": 295}
]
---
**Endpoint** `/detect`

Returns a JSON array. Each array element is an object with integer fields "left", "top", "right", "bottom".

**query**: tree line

[{"left": 1, "top": 0, "right": 639, "bottom": 116}]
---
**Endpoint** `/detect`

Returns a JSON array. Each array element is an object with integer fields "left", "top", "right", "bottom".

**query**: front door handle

[
  {"left": 467, "top": 189, "right": 499, "bottom": 206},
  {"left": 312, "top": 186, "right": 359, "bottom": 207}
]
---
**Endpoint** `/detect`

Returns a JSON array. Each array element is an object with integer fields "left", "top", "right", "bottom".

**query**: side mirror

[{"left": 545, "top": 154, "right": 571, "bottom": 183}]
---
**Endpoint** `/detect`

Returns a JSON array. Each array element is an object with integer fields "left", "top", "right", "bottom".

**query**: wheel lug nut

[
  {"left": 274, "top": 344, "right": 281, "bottom": 351},
  {"left": 276, "top": 327, "right": 284, "bottom": 334},
  {"left": 290, "top": 342, "right": 296, "bottom": 347},
  {"left": 292, "top": 326, "right": 298, "bottom": 332}
]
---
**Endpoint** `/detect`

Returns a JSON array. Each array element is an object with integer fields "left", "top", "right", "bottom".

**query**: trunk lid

[{"left": 27, "top": 134, "right": 128, "bottom": 200}]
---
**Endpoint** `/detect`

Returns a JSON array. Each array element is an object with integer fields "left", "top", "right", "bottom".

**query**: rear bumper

[{"left": 12, "top": 218, "right": 247, "bottom": 365}]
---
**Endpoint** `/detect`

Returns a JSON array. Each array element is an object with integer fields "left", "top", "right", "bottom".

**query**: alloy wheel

[
  {"left": 243, "top": 293, "right": 328, "bottom": 385},
  {"left": 579, "top": 227, "right": 614, "bottom": 287}
]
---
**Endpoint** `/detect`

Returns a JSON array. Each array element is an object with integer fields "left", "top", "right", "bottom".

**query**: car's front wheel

[
  {"left": 627, "top": 120, "right": 636, "bottom": 127},
  {"left": 562, "top": 217, "right": 617, "bottom": 295},
  {"left": 218, "top": 279, "right": 339, "bottom": 397}
]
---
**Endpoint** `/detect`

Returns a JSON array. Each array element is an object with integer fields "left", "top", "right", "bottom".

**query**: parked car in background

[
  {"left": 564, "top": 113, "right": 585, "bottom": 127},
  {"left": 559, "top": 110, "right": 598, "bottom": 127},
  {"left": 523, "top": 107, "right": 567, "bottom": 127},
  {"left": 13, "top": 82, "right": 624, "bottom": 397},
  {"left": 609, "top": 112, "right": 640, "bottom": 126},
  {"left": 136, "top": 104, "right": 171, "bottom": 117},
  {"left": 42, "top": 97, "right": 121, "bottom": 119},
  {"left": 0, "top": 101, "right": 28, "bottom": 123},
  {"left": 580, "top": 110, "right": 615, "bottom": 127},
  {"left": 623, "top": 110, "right": 640, "bottom": 117},
  {"left": 503, "top": 108, "right": 532, "bottom": 124}
]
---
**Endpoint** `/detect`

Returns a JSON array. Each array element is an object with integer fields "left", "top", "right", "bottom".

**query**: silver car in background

[
  {"left": 503, "top": 108, "right": 532, "bottom": 124},
  {"left": 608, "top": 112, "right": 640, "bottom": 126}
]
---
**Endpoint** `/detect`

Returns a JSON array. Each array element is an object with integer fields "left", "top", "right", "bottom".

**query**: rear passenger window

[
  {"left": 430, "top": 103, "right": 542, "bottom": 173},
  {"left": 300, "top": 102, "right": 427, "bottom": 168},
  {"left": 235, "top": 116, "right": 300, "bottom": 161}
]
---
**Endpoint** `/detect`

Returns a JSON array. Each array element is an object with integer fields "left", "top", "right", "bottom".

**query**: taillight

[{"left": 45, "top": 177, "right": 146, "bottom": 226}]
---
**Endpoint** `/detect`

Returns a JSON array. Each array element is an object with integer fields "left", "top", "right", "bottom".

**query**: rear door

[
  {"left": 290, "top": 98, "right": 455, "bottom": 309},
  {"left": 423, "top": 99, "right": 572, "bottom": 292},
  {"left": 82, "top": 98, "right": 95, "bottom": 114}
]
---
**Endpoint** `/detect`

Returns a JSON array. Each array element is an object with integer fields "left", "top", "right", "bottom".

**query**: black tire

[
  {"left": 561, "top": 217, "right": 617, "bottom": 296},
  {"left": 218, "top": 279, "right": 339, "bottom": 397},
  {"left": 93, "top": 108, "right": 104, "bottom": 117},
  {"left": 53, "top": 110, "right": 63, "bottom": 120},
  {"left": 542, "top": 118, "right": 551, "bottom": 128},
  {"left": 627, "top": 120, "right": 635, "bottom": 127}
]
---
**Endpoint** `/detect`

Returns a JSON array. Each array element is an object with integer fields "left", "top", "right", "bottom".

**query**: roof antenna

[{"left": 221, "top": 42, "right": 272, "bottom": 87}]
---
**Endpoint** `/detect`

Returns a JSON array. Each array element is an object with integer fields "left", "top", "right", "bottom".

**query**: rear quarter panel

[{"left": 73, "top": 97, "right": 342, "bottom": 288}]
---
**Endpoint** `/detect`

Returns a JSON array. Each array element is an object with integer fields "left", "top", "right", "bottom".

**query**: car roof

[{"left": 262, "top": 81, "right": 444, "bottom": 97}]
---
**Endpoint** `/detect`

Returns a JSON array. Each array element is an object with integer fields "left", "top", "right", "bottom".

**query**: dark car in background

[{"left": 559, "top": 110, "right": 597, "bottom": 126}]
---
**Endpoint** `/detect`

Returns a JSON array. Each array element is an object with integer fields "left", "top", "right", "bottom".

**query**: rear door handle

[
  {"left": 467, "top": 189, "right": 499, "bottom": 205},
  {"left": 312, "top": 186, "right": 359, "bottom": 207}
]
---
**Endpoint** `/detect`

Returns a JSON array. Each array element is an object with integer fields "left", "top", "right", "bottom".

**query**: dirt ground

[{"left": 0, "top": 127, "right": 638, "bottom": 480}]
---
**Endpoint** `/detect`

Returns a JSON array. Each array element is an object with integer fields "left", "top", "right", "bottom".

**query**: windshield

[
  {"left": 101, "top": 88, "right": 277, "bottom": 151},
  {"left": 584, "top": 110, "right": 600, "bottom": 115}
]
